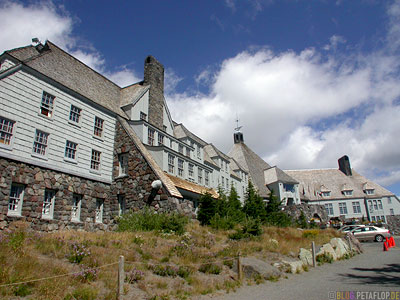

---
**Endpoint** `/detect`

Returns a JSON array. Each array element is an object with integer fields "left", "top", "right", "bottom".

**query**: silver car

[{"left": 350, "top": 226, "right": 391, "bottom": 242}]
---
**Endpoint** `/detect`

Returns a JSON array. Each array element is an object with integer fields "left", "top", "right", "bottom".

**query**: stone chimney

[
  {"left": 234, "top": 132, "right": 244, "bottom": 144},
  {"left": 338, "top": 155, "right": 352, "bottom": 176},
  {"left": 143, "top": 56, "right": 164, "bottom": 130}
]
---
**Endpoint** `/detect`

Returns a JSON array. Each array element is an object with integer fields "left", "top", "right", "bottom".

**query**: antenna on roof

[{"left": 234, "top": 113, "right": 242, "bottom": 132}]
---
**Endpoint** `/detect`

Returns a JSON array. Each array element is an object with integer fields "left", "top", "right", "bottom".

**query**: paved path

[{"left": 200, "top": 237, "right": 400, "bottom": 300}]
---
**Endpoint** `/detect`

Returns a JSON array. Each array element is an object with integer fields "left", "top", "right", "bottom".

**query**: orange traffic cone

[
  {"left": 383, "top": 241, "right": 389, "bottom": 251},
  {"left": 391, "top": 236, "right": 396, "bottom": 247},
  {"left": 386, "top": 237, "right": 392, "bottom": 248}
]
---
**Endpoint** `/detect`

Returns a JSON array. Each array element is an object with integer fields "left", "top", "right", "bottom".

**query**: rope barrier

[
  {"left": 0, "top": 261, "right": 119, "bottom": 288},
  {"left": 124, "top": 256, "right": 238, "bottom": 268}
]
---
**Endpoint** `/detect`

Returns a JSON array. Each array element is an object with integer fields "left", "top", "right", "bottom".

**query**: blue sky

[{"left": 1, "top": 0, "right": 400, "bottom": 196}]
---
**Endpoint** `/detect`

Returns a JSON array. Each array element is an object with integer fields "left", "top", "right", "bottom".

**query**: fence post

[
  {"left": 311, "top": 241, "right": 316, "bottom": 267},
  {"left": 237, "top": 252, "right": 243, "bottom": 281},
  {"left": 118, "top": 255, "right": 124, "bottom": 300},
  {"left": 346, "top": 235, "right": 353, "bottom": 252}
]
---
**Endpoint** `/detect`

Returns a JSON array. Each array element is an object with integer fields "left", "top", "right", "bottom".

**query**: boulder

[
  {"left": 316, "top": 243, "right": 338, "bottom": 261},
  {"left": 274, "top": 259, "right": 304, "bottom": 274},
  {"left": 299, "top": 248, "right": 313, "bottom": 265},
  {"left": 235, "top": 257, "right": 282, "bottom": 279},
  {"left": 330, "top": 238, "right": 349, "bottom": 258},
  {"left": 345, "top": 233, "right": 363, "bottom": 253}
]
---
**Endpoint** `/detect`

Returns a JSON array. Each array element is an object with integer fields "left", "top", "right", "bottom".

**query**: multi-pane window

[
  {"left": 0, "top": 117, "right": 15, "bottom": 146},
  {"left": 378, "top": 200, "right": 383, "bottom": 210},
  {"left": 365, "top": 189, "right": 375, "bottom": 195},
  {"left": 40, "top": 91, "right": 55, "bottom": 117},
  {"left": 65, "top": 140, "right": 78, "bottom": 160},
  {"left": 118, "top": 195, "right": 126, "bottom": 217},
  {"left": 90, "top": 150, "right": 101, "bottom": 171},
  {"left": 33, "top": 130, "right": 49, "bottom": 156},
  {"left": 339, "top": 202, "right": 348, "bottom": 215},
  {"left": 95, "top": 199, "right": 104, "bottom": 223},
  {"left": 8, "top": 184, "right": 24, "bottom": 216},
  {"left": 373, "top": 200, "right": 378, "bottom": 210},
  {"left": 225, "top": 178, "right": 228, "bottom": 189},
  {"left": 168, "top": 154, "right": 175, "bottom": 173},
  {"left": 198, "top": 168, "right": 203, "bottom": 184},
  {"left": 188, "top": 163, "right": 194, "bottom": 179},
  {"left": 42, "top": 189, "right": 55, "bottom": 219},
  {"left": 69, "top": 105, "right": 81, "bottom": 123},
  {"left": 186, "top": 147, "right": 190, "bottom": 157},
  {"left": 178, "top": 159, "right": 184, "bottom": 177},
  {"left": 148, "top": 128, "right": 155, "bottom": 145},
  {"left": 179, "top": 144, "right": 184, "bottom": 154},
  {"left": 321, "top": 191, "right": 331, "bottom": 197},
  {"left": 140, "top": 112, "right": 147, "bottom": 121},
  {"left": 205, "top": 171, "right": 209, "bottom": 186},
  {"left": 390, "top": 208, "right": 395, "bottom": 215},
  {"left": 71, "top": 194, "right": 82, "bottom": 222},
  {"left": 352, "top": 201, "right": 361, "bottom": 214},
  {"left": 343, "top": 190, "right": 353, "bottom": 196},
  {"left": 94, "top": 117, "right": 104, "bottom": 138},
  {"left": 197, "top": 146, "right": 201, "bottom": 158},
  {"left": 162, "top": 125, "right": 167, "bottom": 132},
  {"left": 158, "top": 134, "right": 164, "bottom": 146},
  {"left": 324, "top": 203, "right": 334, "bottom": 215},
  {"left": 388, "top": 197, "right": 392, "bottom": 204},
  {"left": 118, "top": 153, "right": 128, "bottom": 176}
]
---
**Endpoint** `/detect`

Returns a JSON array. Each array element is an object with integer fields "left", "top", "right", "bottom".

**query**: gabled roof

[
  {"left": 203, "top": 149, "right": 219, "bottom": 169},
  {"left": 204, "top": 144, "right": 231, "bottom": 161},
  {"left": 228, "top": 142, "right": 271, "bottom": 198},
  {"left": 264, "top": 166, "right": 298, "bottom": 185},
  {"left": 285, "top": 168, "right": 395, "bottom": 201},
  {"left": 166, "top": 174, "right": 218, "bottom": 198},
  {"left": 173, "top": 123, "right": 208, "bottom": 146},
  {"left": 120, "top": 83, "right": 149, "bottom": 108}
]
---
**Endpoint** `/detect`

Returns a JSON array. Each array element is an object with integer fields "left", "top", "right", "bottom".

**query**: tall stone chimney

[
  {"left": 338, "top": 155, "right": 352, "bottom": 176},
  {"left": 143, "top": 56, "right": 164, "bottom": 130}
]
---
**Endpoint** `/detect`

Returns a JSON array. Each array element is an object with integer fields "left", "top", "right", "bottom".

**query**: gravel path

[{"left": 197, "top": 237, "right": 400, "bottom": 300}]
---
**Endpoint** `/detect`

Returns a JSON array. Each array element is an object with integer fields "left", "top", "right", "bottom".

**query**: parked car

[
  {"left": 338, "top": 225, "right": 365, "bottom": 232},
  {"left": 350, "top": 226, "right": 391, "bottom": 242}
]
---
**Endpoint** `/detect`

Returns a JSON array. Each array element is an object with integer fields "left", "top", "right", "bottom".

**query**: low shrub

[
  {"left": 65, "top": 285, "right": 98, "bottom": 300},
  {"left": 152, "top": 265, "right": 178, "bottom": 277},
  {"left": 198, "top": 263, "right": 221, "bottom": 275},
  {"left": 316, "top": 253, "right": 334, "bottom": 264},
  {"left": 302, "top": 229, "right": 319, "bottom": 239},
  {"left": 209, "top": 214, "right": 236, "bottom": 230},
  {"left": 66, "top": 242, "right": 91, "bottom": 264},
  {"left": 74, "top": 266, "right": 98, "bottom": 282},
  {"left": 126, "top": 268, "right": 144, "bottom": 283},
  {"left": 228, "top": 217, "right": 262, "bottom": 240}
]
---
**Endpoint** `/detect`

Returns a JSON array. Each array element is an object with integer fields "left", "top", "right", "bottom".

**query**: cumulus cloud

[{"left": 0, "top": 1, "right": 138, "bottom": 87}]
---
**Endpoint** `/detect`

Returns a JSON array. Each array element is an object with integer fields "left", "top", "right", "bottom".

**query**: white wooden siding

[
  {"left": 0, "top": 70, "right": 115, "bottom": 182},
  {"left": 130, "top": 91, "right": 149, "bottom": 120},
  {"left": 0, "top": 59, "right": 16, "bottom": 72}
]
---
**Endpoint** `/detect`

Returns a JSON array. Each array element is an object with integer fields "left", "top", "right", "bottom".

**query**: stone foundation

[
  {"left": 386, "top": 215, "right": 400, "bottom": 235},
  {"left": 284, "top": 203, "right": 329, "bottom": 224}
]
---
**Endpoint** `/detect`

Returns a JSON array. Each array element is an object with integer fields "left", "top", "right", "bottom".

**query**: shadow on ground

[{"left": 339, "top": 264, "right": 400, "bottom": 286}]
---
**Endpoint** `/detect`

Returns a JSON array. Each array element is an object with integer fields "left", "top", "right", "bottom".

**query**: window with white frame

[
  {"left": 324, "top": 203, "right": 334, "bottom": 215},
  {"left": 368, "top": 200, "right": 373, "bottom": 212},
  {"left": 371, "top": 216, "right": 376, "bottom": 222},
  {"left": 8, "top": 183, "right": 24, "bottom": 216},
  {"left": 343, "top": 190, "right": 353, "bottom": 196},
  {"left": 0, "top": 117, "right": 15, "bottom": 147},
  {"left": 168, "top": 154, "right": 175, "bottom": 174},
  {"left": 65, "top": 140, "right": 78, "bottom": 161},
  {"left": 352, "top": 201, "right": 361, "bottom": 214},
  {"left": 388, "top": 197, "right": 392, "bottom": 204},
  {"left": 378, "top": 200, "right": 383, "bottom": 210},
  {"left": 71, "top": 194, "right": 82, "bottom": 222},
  {"left": 69, "top": 105, "right": 81, "bottom": 124},
  {"left": 93, "top": 116, "right": 104, "bottom": 138},
  {"left": 205, "top": 171, "right": 209, "bottom": 186},
  {"left": 40, "top": 91, "right": 55, "bottom": 118},
  {"left": 365, "top": 189, "right": 375, "bottom": 195},
  {"left": 140, "top": 111, "right": 147, "bottom": 121},
  {"left": 390, "top": 208, "right": 395, "bottom": 215},
  {"left": 186, "top": 147, "right": 190, "bottom": 157},
  {"left": 118, "top": 195, "right": 125, "bottom": 217},
  {"left": 90, "top": 150, "right": 101, "bottom": 171},
  {"left": 163, "top": 125, "right": 167, "bottom": 132},
  {"left": 95, "top": 199, "right": 104, "bottom": 223},
  {"left": 178, "top": 144, "right": 183, "bottom": 154},
  {"left": 225, "top": 178, "right": 228, "bottom": 189},
  {"left": 33, "top": 130, "right": 49, "bottom": 156},
  {"left": 198, "top": 168, "right": 203, "bottom": 184},
  {"left": 373, "top": 200, "right": 378, "bottom": 210},
  {"left": 339, "top": 202, "right": 348, "bottom": 215},
  {"left": 188, "top": 163, "right": 194, "bottom": 179},
  {"left": 321, "top": 191, "right": 331, "bottom": 197},
  {"left": 178, "top": 159, "right": 184, "bottom": 177},
  {"left": 158, "top": 134, "right": 164, "bottom": 146},
  {"left": 118, "top": 153, "right": 128, "bottom": 176},
  {"left": 148, "top": 128, "right": 155, "bottom": 145},
  {"left": 197, "top": 146, "right": 200, "bottom": 158},
  {"left": 42, "top": 189, "right": 55, "bottom": 219}
]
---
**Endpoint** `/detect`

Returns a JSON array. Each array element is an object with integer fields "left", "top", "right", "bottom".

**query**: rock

[
  {"left": 235, "top": 257, "right": 282, "bottom": 279},
  {"left": 299, "top": 248, "right": 313, "bottom": 265},
  {"left": 330, "top": 238, "right": 349, "bottom": 258},
  {"left": 268, "top": 238, "right": 279, "bottom": 248},
  {"left": 317, "top": 243, "right": 338, "bottom": 261},
  {"left": 345, "top": 233, "right": 363, "bottom": 254},
  {"left": 274, "top": 259, "right": 304, "bottom": 274}
]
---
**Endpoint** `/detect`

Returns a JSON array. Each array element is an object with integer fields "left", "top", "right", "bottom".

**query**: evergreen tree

[
  {"left": 243, "top": 181, "right": 266, "bottom": 221},
  {"left": 227, "top": 186, "right": 244, "bottom": 222},
  {"left": 197, "top": 192, "right": 216, "bottom": 225},
  {"left": 215, "top": 187, "right": 228, "bottom": 217},
  {"left": 265, "top": 189, "right": 281, "bottom": 214},
  {"left": 265, "top": 189, "right": 292, "bottom": 227}
]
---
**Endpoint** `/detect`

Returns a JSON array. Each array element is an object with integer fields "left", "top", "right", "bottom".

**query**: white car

[{"left": 350, "top": 226, "right": 391, "bottom": 242}]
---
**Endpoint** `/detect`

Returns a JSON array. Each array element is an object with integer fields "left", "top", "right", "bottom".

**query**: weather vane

[{"left": 234, "top": 114, "right": 242, "bottom": 132}]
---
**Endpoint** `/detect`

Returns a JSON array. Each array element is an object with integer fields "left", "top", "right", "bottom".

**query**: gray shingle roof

[
  {"left": 264, "top": 166, "right": 298, "bottom": 185},
  {"left": 285, "top": 168, "right": 395, "bottom": 201},
  {"left": 228, "top": 142, "right": 271, "bottom": 198},
  {"left": 203, "top": 144, "right": 231, "bottom": 161},
  {"left": 120, "top": 84, "right": 149, "bottom": 107},
  {"left": 173, "top": 123, "right": 208, "bottom": 146}
]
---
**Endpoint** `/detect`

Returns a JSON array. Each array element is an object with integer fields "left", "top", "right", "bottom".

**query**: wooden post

[
  {"left": 237, "top": 253, "right": 243, "bottom": 281},
  {"left": 118, "top": 255, "right": 124, "bottom": 300},
  {"left": 311, "top": 241, "right": 316, "bottom": 267},
  {"left": 346, "top": 235, "right": 353, "bottom": 253}
]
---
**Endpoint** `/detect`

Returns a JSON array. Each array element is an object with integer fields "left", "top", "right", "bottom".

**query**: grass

[{"left": 0, "top": 220, "right": 342, "bottom": 299}]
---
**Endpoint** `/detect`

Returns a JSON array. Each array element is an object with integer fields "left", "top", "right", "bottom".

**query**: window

[
  {"left": 140, "top": 112, "right": 147, "bottom": 121},
  {"left": 373, "top": 200, "right": 378, "bottom": 210},
  {"left": 339, "top": 202, "right": 348, "bottom": 215},
  {"left": 163, "top": 125, "right": 167, "bottom": 132},
  {"left": 8, "top": 184, "right": 24, "bottom": 216},
  {"left": 371, "top": 216, "right": 376, "bottom": 222},
  {"left": 65, "top": 140, "right": 78, "bottom": 161},
  {"left": 324, "top": 203, "right": 334, "bottom": 215},
  {"left": 368, "top": 200, "right": 374, "bottom": 212},
  {"left": 378, "top": 200, "right": 383, "bottom": 210},
  {"left": 205, "top": 171, "right": 209, "bottom": 186},
  {"left": 197, "top": 146, "right": 201, "bottom": 158},
  {"left": 168, "top": 154, "right": 175, "bottom": 174},
  {"left": 158, "top": 134, "right": 164, "bottom": 146},
  {"left": 178, "top": 159, "right": 184, "bottom": 177},
  {"left": 225, "top": 162, "right": 228, "bottom": 172},
  {"left": 42, "top": 189, "right": 55, "bottom": 219},
  {"left": 380, "top": 216, "right": 386, "bottom": 222},
  {"left": 352, "top": 201, "right": 361, "bottom": 214},
  {"left": 388, "top": 197, "right": 392, "bottom": 204},
  {"left": 178, "top": 144, "right": 183, "bottom": 154},
  {"left": 365, "top": 189, "right": 375, "bottom": 195},
  {"left": 118, "top": 195, "right": 125, "bottom": 217},
  {"left": 69, "top": 105, "right": 81, "bottom": 123},
  {"left": 71, "top": 194, "right": 82, "bottom": 222},
  {"left": 321, "top": 191, "right": 331, "bottom": 197},
  {"left": 40, "top": 91, "right": 55, "bottom": 118},
  {"left": 148, "top": 128, "right": 155, "bottom": 145},
  {"left": 198, "top": 168, "right": 203, "bottom": 184},
  {"left": 0, "top": 117, "right": 15, "bottom": 147},
  {"left": 225, "top": 178, "right": 228, "bottom": 189},
  {"left": 186, "top": 147, "right": 190, "bottom": 157},
  {"left": 118, "top": 153, "right": 128, "bottom": 176},
  {"left": 188, "top": 164, "right": 194, "bottom": 179},
  {"left": 33, "top": 130, "right": 49, "bottom": 156},
  {"left": 94, "top": 117, "right": 104, "bottom": 138},
  {"left": 90, "top": 150, "right": 101, "bottom": 171},
  {"left": 390, "top": 208, "right": 395, "bottom": 215},
  {"left": 283, "top": 184, "right": 295, "bottom": 193},
  {"left": 95, "top": 199, "right": 104, "bottom": 223},
  {"left": 343, "top": 190, "right": 353, "bottom": 196}
]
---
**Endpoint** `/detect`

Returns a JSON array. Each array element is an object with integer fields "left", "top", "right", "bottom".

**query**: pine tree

[
  {"left": 243, "top": 181, "right": 266, "bottom": 221},
  {"left": 197, "top": 192, "right": 216, "bottom": 225},
  {"left": 227, "top": 186, "right": 244, "bottom": 222},
  {"left": 265, "top": 189, "right": 281, "bottom": 214}
]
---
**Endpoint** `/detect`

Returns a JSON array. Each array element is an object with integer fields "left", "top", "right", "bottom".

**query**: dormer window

[
  {"left": 365, "top": 189, "right": 375, "bottom": 195},
  {"left": 140, "top": 112, "right": 147, "bottom": 121},
  {"left": 342, "top": 190, "right": 353, "bottom": 196},
  {"left": 321, "top": 191, "right": 331, "bottom": 197}
]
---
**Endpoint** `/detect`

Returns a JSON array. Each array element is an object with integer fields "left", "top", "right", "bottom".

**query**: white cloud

[
  {"left": 323, "top": 35, "right": 346, "bottom": 51},
  {"left": 0, "top": 0, "right": 138, "bottom": 87}
]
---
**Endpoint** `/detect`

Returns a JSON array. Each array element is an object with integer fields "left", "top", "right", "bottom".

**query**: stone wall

[
  {"left": 284, "top": 203, "right": 329, "bottom": 224},
  {"left": 386, "top": 215, "right": 400, "bottom": 235}
]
